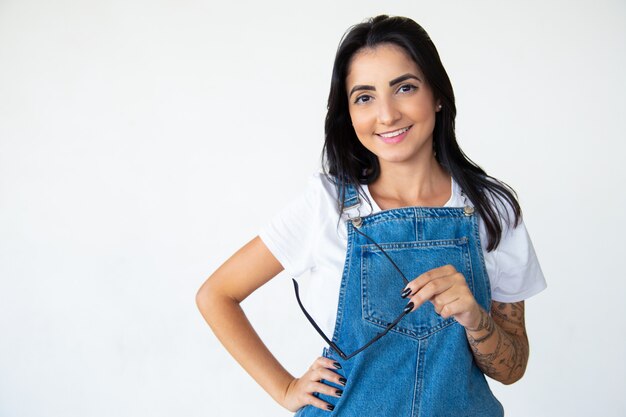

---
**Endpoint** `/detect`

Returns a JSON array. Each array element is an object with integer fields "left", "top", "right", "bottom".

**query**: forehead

[{"left": 346, "top": 43, "right": 423, "bottom": 87}]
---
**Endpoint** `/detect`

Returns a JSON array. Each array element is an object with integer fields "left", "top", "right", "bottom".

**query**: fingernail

[
  {"left": 336, "top": 389, "right": 343, "bottom": 397},
  {"left": 333, "top": 361, "right": 342, "bottom": 369},
  {"left": 339, "top": 377, "right": 347, "bottom": 385},
  {"left": 327, "top": 404, "right": 335, "bottom": 411},
  {"left": 404, "top": 301, "right": 414, "bottom": 313},
  {"left": 401, "top": 287, "right": 411, "bottom": 298}
]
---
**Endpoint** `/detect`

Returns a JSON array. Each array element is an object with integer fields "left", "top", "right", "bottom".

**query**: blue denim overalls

[{"left": 294, "top": 179, "right": 504, "bottom": 417}]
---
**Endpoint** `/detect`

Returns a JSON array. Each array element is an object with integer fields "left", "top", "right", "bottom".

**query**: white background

[{"left": 1, "top": 0, "right": 625, "bottom": 416}]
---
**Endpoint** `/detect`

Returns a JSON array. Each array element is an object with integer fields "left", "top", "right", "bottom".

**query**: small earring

[{"left": 436, "top": 104, "right": 442, "bottom": 111}]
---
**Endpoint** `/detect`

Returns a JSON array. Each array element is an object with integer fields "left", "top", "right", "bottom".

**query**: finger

[
  {"left": 323, "top": 357, "right": 343, "bottom": 370},
  {"left": 407, "top": 277, "right": 455, "bottom": 311},
  {"left": 312, "top": 367, "right": 347, "bottom": 387},
  {"left": 311, "top": 381, "right": 344, "bottom": 398},
  {"left": 301, "top": 381, "right": 341, "bottom": 412},
  {"left": 305, "top": 393, "right": 337, "bottom": 412},
  {"left": 402, "top": 264, "right": 457, "bottom": 297},
  {"left": 432, "top": 293, "right": 460, "bottom": 315},
  {"left": 437, "top": 297, "right": 469, "bottom": 319},
  {"left": 310, "top": 356, "right": 341, "bottom": 372},
  {"left": 430, "top": 283, "right": 467, "bottom": 313}
]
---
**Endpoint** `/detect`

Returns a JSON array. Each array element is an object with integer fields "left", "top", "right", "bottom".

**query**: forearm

[
  {"left": 196, "top": 291, "right": 294, "bottom": 406},
  {"left": 464, "top": 304, "right": 529, "bottom": 385}
]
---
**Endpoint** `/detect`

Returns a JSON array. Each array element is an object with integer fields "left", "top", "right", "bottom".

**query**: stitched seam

[
  {"left": 362, "top": 237, "right": 468, "bottom": 251},
  {"left": 412, "top": 339, "right": 427, "bottom": 417},
  {"left": 331, "top": 219, "right": 354, "bottom": 345},
  {"left": 471, "top": 214, "right": 493, "bottom": 311},
  {"left": 464, "top": 233, "right": 476, "bottom": 295}
]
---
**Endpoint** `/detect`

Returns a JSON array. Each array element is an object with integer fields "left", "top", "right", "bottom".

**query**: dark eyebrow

[
  {"left": 348, "top": 73, "right": 422, "bottom": 98},
  {"left": 389, "top": 73, "right": 422, "bottom": 86},
  {"left": 348, "top": 85, "right": 375, "bottom": 98}
]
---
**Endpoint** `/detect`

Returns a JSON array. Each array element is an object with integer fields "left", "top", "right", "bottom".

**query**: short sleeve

[
  {"left": 490, "top": 214, "right": 547, "bottom": 303},
  {"left": 258, "top": 174, "right": 321, "bottom": 277}
]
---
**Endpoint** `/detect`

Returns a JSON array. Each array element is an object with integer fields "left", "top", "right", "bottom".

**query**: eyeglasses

[{"left": 291, "top": 218, "right": 412, "bottom": 361}]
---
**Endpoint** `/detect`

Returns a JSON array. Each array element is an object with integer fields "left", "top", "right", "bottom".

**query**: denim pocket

[{"left": 361, "top": 237, "right": 474, "bottom": 340}]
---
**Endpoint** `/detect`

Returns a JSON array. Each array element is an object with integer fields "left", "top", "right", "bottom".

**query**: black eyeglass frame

[
  {"left": 292, "top": 279, "right": 410, "bottom": 360},
  {"left": 291, "top": 217, "right": 413, "bottom": 361}
]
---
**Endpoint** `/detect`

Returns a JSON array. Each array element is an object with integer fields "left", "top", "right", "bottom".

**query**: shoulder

[
  {"left": 304, "top": 171, "right": 342, "bottom": 213},
  {"left": 257, "top": 172, "right": 340, "bottom": 276},
  {"left": 473, "top": 178, "right": 547, "bottom": 301},
  {"left": 264, "top": 171, "right": 343, "bottom": 227}
]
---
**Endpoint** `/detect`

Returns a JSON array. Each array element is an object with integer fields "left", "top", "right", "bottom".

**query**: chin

[{"left": 376, "top": 152, "right": 417, "bottom": 165}]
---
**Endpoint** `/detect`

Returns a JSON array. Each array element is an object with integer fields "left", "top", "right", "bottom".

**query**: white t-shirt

[{"left": 259, "top": 172, "right": 547, "bottom": 338}]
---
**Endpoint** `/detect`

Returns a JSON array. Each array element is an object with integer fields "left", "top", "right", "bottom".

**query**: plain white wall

[{"left": 1, "top": 0, "right": 625, "bottom": 416}]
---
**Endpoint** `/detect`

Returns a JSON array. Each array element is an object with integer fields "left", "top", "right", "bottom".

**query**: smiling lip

[{"left": 376, "top": 125, "right": 412, "bottom": 144}]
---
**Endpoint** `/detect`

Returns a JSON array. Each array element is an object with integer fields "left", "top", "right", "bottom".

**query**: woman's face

[{"left": 345, "top": 43, "right": 440, "bottom": 168}]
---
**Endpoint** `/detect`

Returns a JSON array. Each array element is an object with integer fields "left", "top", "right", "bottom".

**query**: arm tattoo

[
  {"left": 466, "top": 309, "right": 496, "bottom": 342},
  {"left": 465, "top": 301, "right": 529, "bottom": 384}
]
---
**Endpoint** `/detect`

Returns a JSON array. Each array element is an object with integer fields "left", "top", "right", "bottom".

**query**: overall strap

[
  {"left": 328, "top": 174, "right": 361, "bottom": 216},
  {"left": 342, "top": 181, "right": 360, "bottom": 212}
]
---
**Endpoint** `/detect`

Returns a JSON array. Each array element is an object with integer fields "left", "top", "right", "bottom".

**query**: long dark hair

[{"left": 322, "top": 14, "right": 521, "bottom": 252}]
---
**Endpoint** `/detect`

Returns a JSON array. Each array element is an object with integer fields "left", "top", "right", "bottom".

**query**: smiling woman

[
  {"left": 196, "top": 14, "right": 546, "bottom": 417},
  {"left": 345, "top": 44, "right": 446, "bottom": 206}
]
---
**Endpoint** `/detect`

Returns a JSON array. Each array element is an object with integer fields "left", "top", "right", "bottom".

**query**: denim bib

[{"left": 295, "top": 180, "right": 504, "bottom": 417}]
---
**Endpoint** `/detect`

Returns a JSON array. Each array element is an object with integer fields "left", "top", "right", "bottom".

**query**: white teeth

[{"left": 378, "top": 126, "right": 410, "bottom": 138}]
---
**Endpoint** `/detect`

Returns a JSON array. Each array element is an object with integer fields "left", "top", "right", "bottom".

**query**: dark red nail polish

[
  {"left": 327, "top": 404, "right": 335, "bottom": 411},
  {"left": 401, "top": 287, "right": 411, "bottom": 298},
  {"left": 336, "top": 389, "right": 343, "bottom": 397},
  {"left": 333, "top": 361, "right": 342, "bottom": 369},
  {"left": 339, "top": 377, "right": 347, "bottom": 385},
  {"left": 404, "top": 301, "right": 414, "bottom": 313}
]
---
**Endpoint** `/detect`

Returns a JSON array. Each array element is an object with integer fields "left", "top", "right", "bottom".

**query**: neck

[{"left": 370, "top": 152, "right": 451, "bottom": 207}]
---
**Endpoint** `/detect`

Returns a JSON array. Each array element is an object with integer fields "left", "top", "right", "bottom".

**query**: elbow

[
  {"left": 195, "top": 274, "right": 239, "bottom": 320},
  {"left": 500, "top": 357, "right": 529, "bottom": 385},
  {"left": 195, "top": 276, "right": 218, "bottom": 316},
  {"left": 195, "top": 286, "right": 208, "bottom": 312},
  {"left": 500, "top": 370, "right": 526, "bottom": 385},
  {"left": 500, "top": 334, "right": 530, "bottom": 385}
]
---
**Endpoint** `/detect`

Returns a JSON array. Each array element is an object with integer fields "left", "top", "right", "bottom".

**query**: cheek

[
  {"left": 349, "top": 111, "right": 374, "bottom": 136},
  {"left": 405, "top": 104, "right": 437, "bottom": 131},
  {"left": 410, "top": 115, "right": 437, "bottom": 140},
  {"left": 348, "top": 114, "right": 375, "bottom": 150},
  {"left": 402, "top": 98, "right": 435, "bottom": 120}
]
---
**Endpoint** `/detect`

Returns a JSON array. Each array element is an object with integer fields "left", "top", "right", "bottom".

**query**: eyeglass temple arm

[
  {"left": 292, "top": 278, "right": 348, "bottom": 360},
  {"left": 292, "top": 278, "right": 410, "bottom": 361},
  {"left": 342, "top": 309, "right": 409, "bottom": 360},
  {"left": 351, "top": 224, "right": 408, "bottom": 285}
]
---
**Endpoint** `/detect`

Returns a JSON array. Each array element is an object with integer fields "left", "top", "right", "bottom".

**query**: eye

[
  {"left": 354, "top": 94, "right": 373, "bottom": 105},
  {"left": 397, "top": 84, "right": 417, "bottom": 94}
]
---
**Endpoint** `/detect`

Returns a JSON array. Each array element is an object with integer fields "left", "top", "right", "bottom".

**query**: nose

[{"left": 377, "top": 98, "right": 401, "bottom": 125}]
